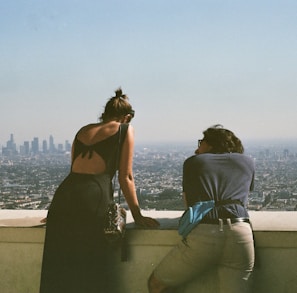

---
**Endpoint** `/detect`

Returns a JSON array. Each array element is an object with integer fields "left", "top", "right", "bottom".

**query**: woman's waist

[
  {"left": 68, "top": 171, "right": 112, "bottom": 182},
  {"left": 70, "top": 171, "right": 111, "bottom": 176}
]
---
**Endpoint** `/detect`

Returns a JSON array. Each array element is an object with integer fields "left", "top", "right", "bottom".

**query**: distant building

[
  {"left": 42, "top": 140, "right": 48, "bottom": 153},
  {"left": 24, "top": 141, "right": 30, "bottom": 155},
  {"left": 2, "top": 134, "right": 17, "bottom": 156},
  {"left": 65, "top": 140, "right": 71, "bottom": 152},
  {"left": 49, "top": 135, "right": 55, "bottom": 153},
  {"left": 57, "top": 143, "right": 63, "bottom": 152},
  {"left": 31, "top": 137, "right": 39, "bottom": 154}
]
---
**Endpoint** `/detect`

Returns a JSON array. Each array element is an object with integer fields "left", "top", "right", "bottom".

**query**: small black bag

[{"left": 104, "top": 201, "right": 126, "bottom": 243}]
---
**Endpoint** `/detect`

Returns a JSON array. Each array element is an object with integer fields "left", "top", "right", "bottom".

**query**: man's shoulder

[
  {"left": 231, "top": 153, "right": 254, "bottom": 162},
  {"left": 184, "top": 154, "right": 208, "bottom": 165}
]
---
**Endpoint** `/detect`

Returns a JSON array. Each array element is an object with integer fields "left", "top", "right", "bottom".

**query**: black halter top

[{"left": 71, "top": 123, "right": 129, "bottom": 176}]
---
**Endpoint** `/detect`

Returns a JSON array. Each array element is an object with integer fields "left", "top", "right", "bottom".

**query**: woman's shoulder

[
  {"left": 75, "top": 122, "right": 122, "bottom": 143},
  {"left": 76, "top": 123, "right": 100, "bottom": 133},
  {"left": 121, "top": 123, "right": 130, "bottom": 131}
]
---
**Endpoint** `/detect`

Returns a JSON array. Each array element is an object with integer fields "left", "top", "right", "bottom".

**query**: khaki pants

[{"left": 153, "top": 221, "right": 254, "bottom": 293}]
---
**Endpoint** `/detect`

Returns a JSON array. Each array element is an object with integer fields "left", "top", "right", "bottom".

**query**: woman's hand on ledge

[
  {"left": 40, "top": 218, "right": 47, "bottom": 224},
  {"left": 134, "top": 215, "right": 160, "bottom": 228}
]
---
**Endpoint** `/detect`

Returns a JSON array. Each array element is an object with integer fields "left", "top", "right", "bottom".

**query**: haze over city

[{"left": 1, "top": 0, "right": 297, "bottom": 146}]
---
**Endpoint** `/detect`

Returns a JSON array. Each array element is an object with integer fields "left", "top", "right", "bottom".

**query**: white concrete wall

[{"left": 1, "top": 211, "right": 297, "bottom": 293}]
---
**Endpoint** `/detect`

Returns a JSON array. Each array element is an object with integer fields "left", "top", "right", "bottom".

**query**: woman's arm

[{"left": 118, "top": 125, "right": 159, "bottom": 228}]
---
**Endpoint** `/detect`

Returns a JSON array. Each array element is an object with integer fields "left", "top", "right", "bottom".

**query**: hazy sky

[{"left": 1, "top": 0, "right": 297, "bottom": 147}]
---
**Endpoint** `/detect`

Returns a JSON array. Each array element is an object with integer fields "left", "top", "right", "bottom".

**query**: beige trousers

[{"left": 153, "top": 221, "right": 255, "bottom": 293}]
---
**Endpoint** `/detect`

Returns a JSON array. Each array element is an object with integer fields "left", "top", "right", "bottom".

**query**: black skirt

[{"left": 39, "top": 172, "right": 113, "bottom": 293}]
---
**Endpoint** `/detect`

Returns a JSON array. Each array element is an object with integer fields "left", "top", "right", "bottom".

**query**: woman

[
  {"left": 148, "top": 125, "right": 255, "bottom": 293},
  {"left": 40, "top": 88, "right": 159, "bottom": 293}
]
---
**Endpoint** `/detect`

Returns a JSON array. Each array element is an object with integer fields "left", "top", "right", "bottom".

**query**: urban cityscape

[{"left": 1, "top": 134, "right": 297, "bottom": 212}]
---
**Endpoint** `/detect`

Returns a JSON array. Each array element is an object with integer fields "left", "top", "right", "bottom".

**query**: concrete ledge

[
  {"left": 1, "top": 210, "right": 297, "bottom": 231},
  {"left": 1, "top": 210, "right": 297, "bottom": 293}
]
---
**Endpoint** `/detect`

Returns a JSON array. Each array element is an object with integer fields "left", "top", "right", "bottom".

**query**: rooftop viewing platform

[{"left": 1, "top": 210, "right": 297, "bottom": 293}]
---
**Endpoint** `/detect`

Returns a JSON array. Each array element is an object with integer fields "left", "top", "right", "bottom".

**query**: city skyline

[
  {"left": 2, "top": 132, "right": 297, "bottom": 153},
  {"left": 1, "top": 139, "right": 297, "bottom": 212},
  {"left": 1, "top": 1, "right": 297, "bottom": 145},
  {"left": 0, "top": 133, "right": 72, "bottom": 155}
]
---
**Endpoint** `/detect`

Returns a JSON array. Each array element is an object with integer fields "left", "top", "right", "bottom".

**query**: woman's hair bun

[
  {"left": 99, "top": 87, "right": 133, "bottom": 122},
  {"left": 114, "top": 87, "right": 128, "bottom": 100}
]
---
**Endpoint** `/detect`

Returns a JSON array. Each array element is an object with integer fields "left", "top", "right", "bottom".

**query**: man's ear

[{"left": 207, "top": 145, "right": 213, "bottom": 152}]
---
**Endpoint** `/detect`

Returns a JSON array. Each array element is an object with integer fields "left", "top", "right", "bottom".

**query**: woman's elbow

[{"left": 119, "top": 172, "right": 133, "bottom": 185}]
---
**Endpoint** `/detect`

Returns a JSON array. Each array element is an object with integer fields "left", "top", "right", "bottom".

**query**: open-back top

[{"left": 71, "top": 123, "right": 129, "bottom": 177}]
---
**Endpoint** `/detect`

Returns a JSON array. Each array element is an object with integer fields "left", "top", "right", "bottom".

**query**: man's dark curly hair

[{"left": 203, "top": 124, "right": 244, "bottom": 154}]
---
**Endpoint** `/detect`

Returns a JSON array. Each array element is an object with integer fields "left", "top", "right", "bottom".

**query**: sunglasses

[
  {"left": 197, "top": 139, "right": 204, "bottom": 148},
  {"left": 129, "top": 109, "right": 135, "bottom": 118}
]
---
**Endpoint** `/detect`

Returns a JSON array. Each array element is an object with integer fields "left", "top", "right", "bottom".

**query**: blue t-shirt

[{"left": 183, "top": 153, "right": 255, "bottom": 219}]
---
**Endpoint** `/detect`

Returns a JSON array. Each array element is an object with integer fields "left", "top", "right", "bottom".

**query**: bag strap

[
  {"left": 112, "top": 124, "right": 129, "bottom": 262},
  {"left": 112, "top": 123, "right": 129, "bottom": 204},
  {"left": 112, "top": 125, "right": 121, "bottom": 203}
]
